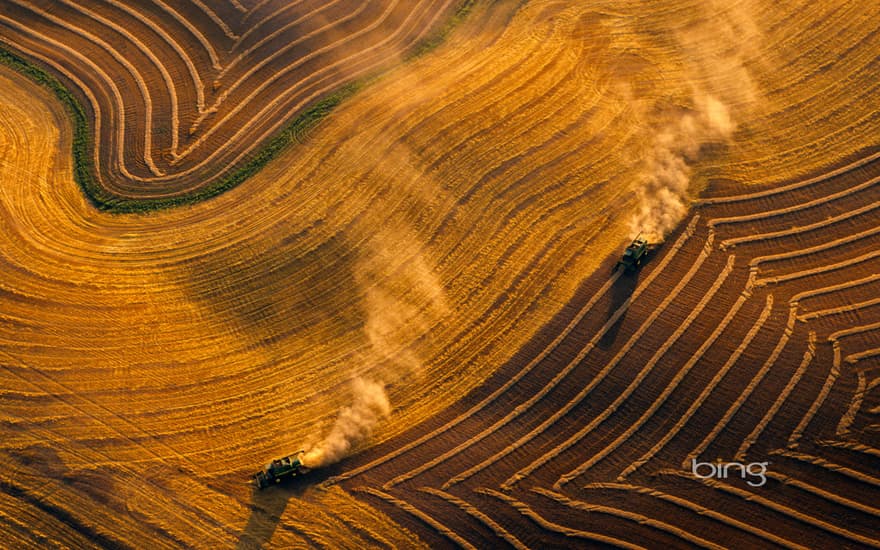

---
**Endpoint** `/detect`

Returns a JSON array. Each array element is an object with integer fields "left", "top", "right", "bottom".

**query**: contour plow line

[
  {"left": 381, "top": 216, "right": 702, "bottom": 488},
  {"left": 477, "top": 487, "right": 644, "bottom": 550},
  {"left": 531, "top": 486, "right": 724, "bottom": 549},
  {"left": 453, "top": 231, "right": 722, "bottom": 490},
  {"left": 658, "top": 470, "right": 880, "bottom": 548},
  {"left": 325, "top": 263, "right": 624, "bottom": 486},
  {"left": 554, "top": 254, "right": 743, "bottom": 489},
  {"left": 0, "top": 0, "right": 460, "bottom": 196},
  {"left": 696, "top": 151, "right": 880, "bottom": 206},
  {"left": 619, "top": 293, "right": 775, "bottom": 480},
  {"left": 581, "top": 482, "right": 809, "bottom": 549},
  {"left": 418, "top": 487, "right": 529, "bottom": 550}
]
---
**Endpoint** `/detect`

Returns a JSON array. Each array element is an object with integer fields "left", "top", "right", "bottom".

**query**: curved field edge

[{"left": 0, "top": 0, "right": 478, "bottom": 213}]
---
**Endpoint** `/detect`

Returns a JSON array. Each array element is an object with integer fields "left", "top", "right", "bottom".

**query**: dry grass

[{"left": 1, "top": 0, "right": 879, "bottom": 547}]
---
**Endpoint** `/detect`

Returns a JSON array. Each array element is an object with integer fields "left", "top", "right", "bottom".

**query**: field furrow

[{"left": 1, "top": 0, "right": 878, "bottom": 547}]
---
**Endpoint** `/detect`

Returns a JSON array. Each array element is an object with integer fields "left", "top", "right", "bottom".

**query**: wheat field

[{"left": 0, "top": 0, "right": 878, "bottom": 547}]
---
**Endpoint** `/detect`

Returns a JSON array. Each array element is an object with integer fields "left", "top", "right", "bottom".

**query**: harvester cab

[
  {"left": 253, "top": 450, "right": 310, "bottom": 489},
  {"left": 615, "top": 234, "right": 650, "bottom": 273}
]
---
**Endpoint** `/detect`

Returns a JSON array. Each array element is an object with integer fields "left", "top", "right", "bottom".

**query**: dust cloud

[
  {"left": 298, "top": 1, "right": 762, "bottom": 467},
  {"left": 360, "top": 234, "right": 448, "bottom": 377},
  {"left": 629, "top": 1, "right": 761, "bottom": 242},
  {"left": 302, "top": 230, "right": 448, "bottom": 468},
  {"left": 301, "top": 377, "right": 391, "bottom": 468},
  {"left": 629, "top": 94, "right": 734, "bottom": 242}
]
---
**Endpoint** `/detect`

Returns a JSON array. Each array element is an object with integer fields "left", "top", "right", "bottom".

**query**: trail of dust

[
  {"left": 359, "top": 232, "right": 448, "bottom": 378},
  {"left": 629, "top": 0, "right": 762, "bottom": 241},
  {"left": 302, "top": 377, "right": 391, "bottom": 468},
  {"left": 630, "top": 94, "right": 734, "bottom": 242},
  {"left": 303, "top": 229, "right": 448, "bottom": 467}
]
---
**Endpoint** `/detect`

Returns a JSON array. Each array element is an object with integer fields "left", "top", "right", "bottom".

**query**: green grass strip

[{"left": 406, "top": 0, "right": 478, "bottom": 61}]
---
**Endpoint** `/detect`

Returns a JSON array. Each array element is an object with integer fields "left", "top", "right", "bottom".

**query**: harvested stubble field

[{"left": 0, "top": 0, "right": 879, "bottom": 548}]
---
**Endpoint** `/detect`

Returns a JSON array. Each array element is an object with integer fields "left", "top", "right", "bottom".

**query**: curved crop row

[
  {"left": 785, "top": 322, "right": 880, "bottom": 445},
  {"left": 622, "top": 293, "right": 774, "bottom": 479},
  {"left": 555, "top": 256, "right": 743, "bottom": 487},
  {"left": 553, "top": 254, "right": 739, "bottom": 485},
  {"left": 477, "top": 488, "right": 643, "bottom": 549},
  {"left": 766, "top": 471, "right": 880, "bottom": 517},
  {"left": 582, "top": 482, "right": 807, "bottom": 549},
  {"left": 354, "top": 487, "right": 477, "bottom": 550},
  {"left": 3, "top": 0, "right": 880, "bottom": 547},
  {"left": 327, "top": 266, "right": 623, "bottom": 486},
  {"left": 735, "top": 333, "right": 816, "bottom": 459},
  {"left": 0, "top": 0, "right": 462, "bottom": 207},
  {"left": 418, "top": 487, "right": 529, "bottom": 550},
  {"left": 836, "top": 371, "right": 867, "bottom": 435},
  {"left": 709, "top": 172, "right": 880, "bottom": 230},
  {"left": 532, "top": 487, "right": 723, "bottom": 549},
  {"left": 445, "top": 221, "right": 707, "bottom": 490},
  {"left": 749, "top": 225, "right": 880, "bottom": 277},
  {"left": 847, "top": 347, "right": 880, "bottom": 365},
  {"left": 340, "top": 128, "right": 880, "bottom": 544},
  {"left": 818, "top": 440, "right": 880, "bottom": 459},
  {"left": 662, "top": 471, "right": 880, "bottom": 547},
  {"left": 721, "top": 200, "right": 880, "bottom": 250},
  {"left": 696, "top": 150, "right": 880, "bottom": 206},
  {"left": 769, "top": 450, "right": 880, "bottom": 487},
  {"left": 683, "top": 303, "right": 797, "bottom": 468}
]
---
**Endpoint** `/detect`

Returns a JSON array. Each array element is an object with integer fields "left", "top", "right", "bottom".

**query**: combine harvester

[
  {"left": 253, "top": 450, "right": 310, "bottom": 489},
  {"left": 614, "top": 233, "right": 653, "bottom": 273}
]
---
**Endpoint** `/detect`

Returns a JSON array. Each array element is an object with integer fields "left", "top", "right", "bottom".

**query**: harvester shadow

[
  {"left": 598, "top": 262, "right": 643, "bottom": 350},
  {"left": 237, "top": 465, "right": 342, "bottom": 549}
]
